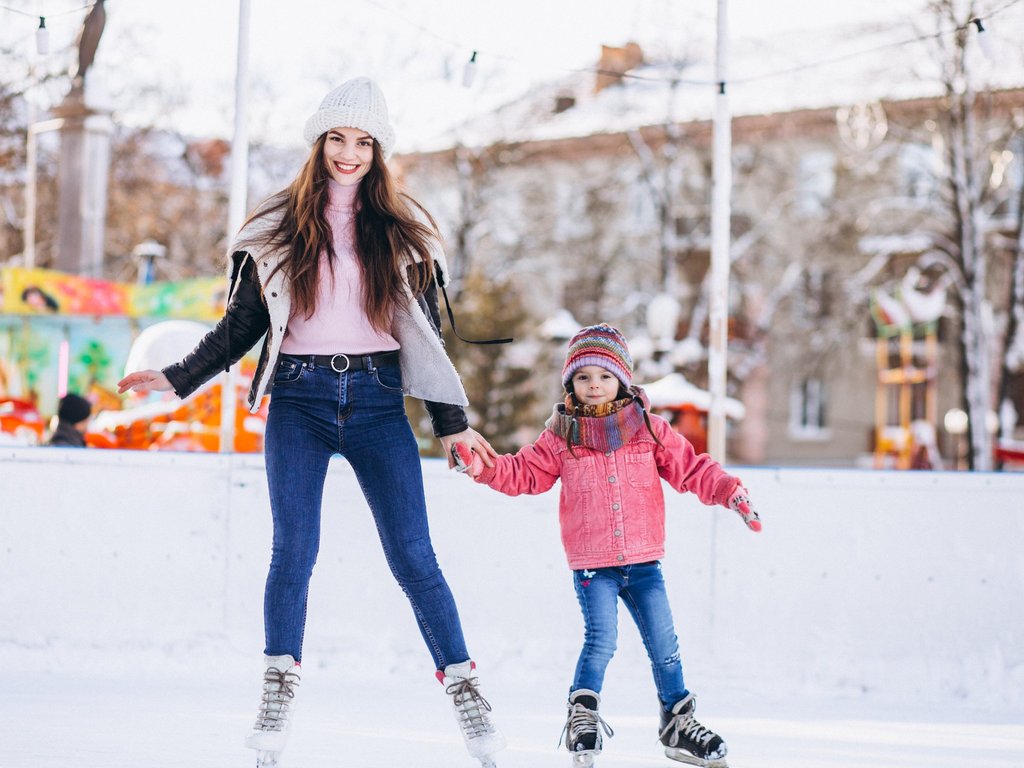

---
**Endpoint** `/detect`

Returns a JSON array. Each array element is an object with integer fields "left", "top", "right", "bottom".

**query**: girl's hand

[
  {"left": 117, "top": 369, "right": 172, "bottom": 395},
  {"left": 729, "top": 487, "right": 762, "bottom": 532},
  {"left": 439, "top": 428, "right": 498, "bottom": 470},
  {"left": 450, "top": 443, "right": 484, "bottom": 478}
]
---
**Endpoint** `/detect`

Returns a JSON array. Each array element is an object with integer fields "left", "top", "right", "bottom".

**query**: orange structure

[
  {"left": 871, "top": 313, "right": 939, "bottom": 469},
  {"left": 90, "top": 361, "right": 268, "bottom": 453},
  {"left": 0, "top": 398, "right": 46, "bottom": 443}
]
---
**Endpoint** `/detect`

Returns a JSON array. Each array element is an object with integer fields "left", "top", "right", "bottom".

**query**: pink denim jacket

[{"left": 475, "top": 413, "right": 741, "bottom": 570}]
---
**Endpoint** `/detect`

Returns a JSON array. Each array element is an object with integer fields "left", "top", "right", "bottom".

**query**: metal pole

[
  {"left": 227, "top": 0, "right": 251, "bottom": 236},
  {"left": 708, "top": 0, "right": 732, "bottom": 463},
  {"left": 25, "top": 118, "right": 66, "bottom": 269},
  {"left": 25, "top": 120, "right": 37, "bottom": 269},
  {"left": 220, "top": 0, "right": 251, "bottom": 453},
  {"left": 24, "top": 55, "right": 39, "bottom": 269}
]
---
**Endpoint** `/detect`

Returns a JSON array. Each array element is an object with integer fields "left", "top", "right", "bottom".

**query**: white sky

[{"left": 3, "top": 0, "right": 1016, "bottom": 149}]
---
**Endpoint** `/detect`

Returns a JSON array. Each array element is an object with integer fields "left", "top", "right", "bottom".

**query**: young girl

[
  {"left": 118, "top": 77, "right": 504, "bottom": 768},
  {"left": 457, "top": 323, "right": 760, "bottom": 768}
]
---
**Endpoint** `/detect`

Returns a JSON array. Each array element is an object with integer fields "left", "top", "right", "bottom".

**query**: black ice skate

[
  {"left": 561, "top": 689, "right": 614, "bottom": 767},
  {"left": 244, "top": 654, "right": 301, "bottom": 768},
  {"left": 659, "top": 693, "right": 728, "bottom": 768}
]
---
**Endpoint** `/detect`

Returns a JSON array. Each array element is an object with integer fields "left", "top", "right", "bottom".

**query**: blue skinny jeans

[
  {"left": 571, "top": 561, "right": 688, "bottom": 707},
  {"left": 261, "top": 354, "right": 469, "bottom": 670}
]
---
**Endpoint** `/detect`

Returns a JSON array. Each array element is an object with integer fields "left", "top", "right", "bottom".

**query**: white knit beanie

[{"left": 302, "top": 77, "right": 396, "bottom": 159}]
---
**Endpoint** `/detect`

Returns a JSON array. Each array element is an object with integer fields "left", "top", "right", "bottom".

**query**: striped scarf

[{"left": 545, "top": 387, "right": 653, "bottom": 454}]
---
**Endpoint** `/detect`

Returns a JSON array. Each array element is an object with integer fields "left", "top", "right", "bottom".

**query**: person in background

[
  {"left": 117, "top": 76, "right": 504, "bottom": 768},
  {"left": 456, "top": 323, "right": 761, "bottom": 768},
  {"left": 47, "top": 393, "right": 91, "bottom": 447}
]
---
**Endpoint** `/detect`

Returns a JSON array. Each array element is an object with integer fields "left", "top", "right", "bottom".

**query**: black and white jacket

[{"left": 161, "top": 206, "right": 470, "bottom": 438}]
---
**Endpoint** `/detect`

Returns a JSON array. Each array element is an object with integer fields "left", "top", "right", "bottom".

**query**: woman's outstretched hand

[
  {"left": 117, "top": 370, "right": 172, "bottom": 395},
  {"left": 439, "top": 427, "right": 498, "bottom": 470}
]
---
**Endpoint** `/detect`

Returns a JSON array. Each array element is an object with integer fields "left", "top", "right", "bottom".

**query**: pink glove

[
  {"left": 451, "top": 443, "right": 484, "bottom": 478},
  {"left": 728, "top": 487, "right": 762, "bottom": 532}
]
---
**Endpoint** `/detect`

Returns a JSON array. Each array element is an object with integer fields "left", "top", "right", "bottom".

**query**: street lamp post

[
  {"left": 132, "top": 239, "right": 167, "bottom": 285},
  {"left": 708, "top": 0, "right": 732, "bottom": 463}
]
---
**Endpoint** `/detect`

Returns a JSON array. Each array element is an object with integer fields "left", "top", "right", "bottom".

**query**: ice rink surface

[
  {"left": 4, "top": 454, "right": 1022, "bottom": 768},
  {"left": 8, "top": 662, "right": 1023, "bottom": 768}
]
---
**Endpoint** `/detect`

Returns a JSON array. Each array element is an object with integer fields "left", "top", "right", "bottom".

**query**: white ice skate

[
  {"left": 244, "top": 654, "right": 301, "bottom": 768},
  {"left": 440, "top": 660, "right": 506, "bottom": 767}
]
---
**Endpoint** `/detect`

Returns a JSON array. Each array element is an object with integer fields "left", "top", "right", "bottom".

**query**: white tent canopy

[{"left": 640, "top": 372, "right": 746, "bottom": 420}]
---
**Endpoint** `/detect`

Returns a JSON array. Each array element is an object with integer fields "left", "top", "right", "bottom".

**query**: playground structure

[
  {"left": 869, "top": 271, "right": 945, "bottom": 470},
  {"left": 872, "top": 322, "right": 939, "bottom": 469},
  {"left": 89, "top": 370, "right": 267, "bottom": 453}
]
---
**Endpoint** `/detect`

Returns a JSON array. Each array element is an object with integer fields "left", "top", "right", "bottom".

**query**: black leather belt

[{"left": 281, "top": 350, "right": 400, "bottom": 373}]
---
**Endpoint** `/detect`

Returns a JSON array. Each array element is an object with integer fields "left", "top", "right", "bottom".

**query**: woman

[{"left": 118, "top": 77, "right": 505, "bottom": 768}]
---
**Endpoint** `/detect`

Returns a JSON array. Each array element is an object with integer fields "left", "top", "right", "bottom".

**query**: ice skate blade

[
  {"left": 572, "top": 751, "right": 597, "bottom": 767},
  {"left": 664, "top": 746, "right": 728, "bottom": 768},
  {"left": 477, "top": 758, "right": 498, "bottom": 768},
  {"left": 255, "top": 750, "right": 281, "bottom": 768}
]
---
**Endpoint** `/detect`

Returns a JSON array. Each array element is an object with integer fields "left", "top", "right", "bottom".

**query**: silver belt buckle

[{"left": 330, "top": 353, "right": 350, "bottom": 373}]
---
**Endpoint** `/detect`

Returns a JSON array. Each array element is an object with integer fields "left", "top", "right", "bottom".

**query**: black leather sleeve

[
  {"left": 410, "top": 261, "right": 470, "bottom": 439},
  {"left": 162, "top": 257, "right": 270, "bottom": 399}
]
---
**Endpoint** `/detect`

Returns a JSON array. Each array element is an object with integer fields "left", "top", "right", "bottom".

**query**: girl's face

[
  {"left": 571, "top": 365, "right": 620, "bottom": 406},
  {"left": 322, "top": 127, "right": 374, "bottom": 186}
]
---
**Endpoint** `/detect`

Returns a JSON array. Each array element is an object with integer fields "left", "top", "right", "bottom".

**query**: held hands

[
  {"left": 450, "top": 443, "right": 484, "bottom": 478},
  {"left": 728, "top": 487, "right": 762, "bottom": 532},
  {"left": 439, "top": 428, "right": 497, "bottom": 475},
  {"left": 117, "top": 369, "right": 173, "bottom": 395}
]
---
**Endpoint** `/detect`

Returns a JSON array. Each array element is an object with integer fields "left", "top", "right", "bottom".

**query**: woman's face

[
  {"left": 322, "top": 127, "right": 374, "bottom": 186},
  {"left": 571, "top": 365, "right": 621, "bottom": 406}
]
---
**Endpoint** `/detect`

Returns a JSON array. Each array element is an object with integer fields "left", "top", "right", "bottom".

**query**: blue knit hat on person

[
  {"left": 561, "top": 323, "right": 633, "bottom": 391},
  {"left": 303, "top": 77, "right": 396, "bottom": 159}
]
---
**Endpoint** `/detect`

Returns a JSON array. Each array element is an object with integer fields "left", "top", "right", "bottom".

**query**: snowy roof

[
  {"left": 639, "top": 372, "right": 746, "bottom": 419},
  {"left": 406, "top": 8, "right": 1024, "bottom": 154},
  {"left": 538, "top": 309, "right": 582, "bottom": 340}
]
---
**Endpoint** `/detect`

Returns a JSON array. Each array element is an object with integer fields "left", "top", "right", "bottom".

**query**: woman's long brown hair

[{"left": 254, "top": 135, "right": 436, "bottom": 333}]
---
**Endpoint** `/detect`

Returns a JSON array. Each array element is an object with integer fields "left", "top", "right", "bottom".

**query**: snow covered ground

[{"left": 3, "top": 447, "right": 1023, "bottom": 768}]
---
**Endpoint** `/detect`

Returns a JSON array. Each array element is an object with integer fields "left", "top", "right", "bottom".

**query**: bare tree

[{"left": 911, "top": 0, "right": 1024, "bottom": 469}]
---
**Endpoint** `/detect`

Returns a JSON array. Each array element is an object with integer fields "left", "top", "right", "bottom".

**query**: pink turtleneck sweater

[{"left": 279, "top": 179, "right": 400, "bottom": 355}]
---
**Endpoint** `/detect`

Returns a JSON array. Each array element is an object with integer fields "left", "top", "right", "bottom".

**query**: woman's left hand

[{"left": 440, "top": 428, "right": 498, "bottom": 470}]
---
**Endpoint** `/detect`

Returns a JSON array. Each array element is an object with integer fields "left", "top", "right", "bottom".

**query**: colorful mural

[
  {"left": 1, "top": 266, "right": 225, "bottom": 321},
  {"left": 0, "top": 267, "right": 265, "bottom": 452}
]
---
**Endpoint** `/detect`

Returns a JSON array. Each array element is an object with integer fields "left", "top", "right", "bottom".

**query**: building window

[
  {"left": 796, "top": 150, "right": 836, "bottom": 215},
  {"left": 789, "top": 377, "right": 831, "bottom": 440},
  {"left": 989, "top": 137, "right": 1021, "bottom": 221},
  {"left": 899, "top": 143, "right": 940, "bottom": 203}
]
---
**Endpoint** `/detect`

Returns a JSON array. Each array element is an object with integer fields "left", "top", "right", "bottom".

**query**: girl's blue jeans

[
  {"left": 572, "top": 561, "right": 688, "bottom": 707},
  {"left": 262, "top": 355, "right": 469, "bottom": 670}
]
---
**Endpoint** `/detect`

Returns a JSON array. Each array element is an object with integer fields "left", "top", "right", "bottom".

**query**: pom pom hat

[
  {"left": 303, "top": 77, "right": 396, "bottom": 159},
  {"left": 561, "top": 323, "right": 633, "bottom": 391}
]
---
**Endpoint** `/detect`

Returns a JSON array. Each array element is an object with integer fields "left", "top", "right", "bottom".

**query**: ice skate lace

[
  {"left": 660, "top": 709, "right": 716, "bottom": 750},
  {"left": 445, "top": 675, "right": 495, "bottom": 738},
  {"left": 254, "top": 666, "right": 300, "bottom": 732},
  {"left": 559, "top": 702, "right": 614, "bottom": 749}
]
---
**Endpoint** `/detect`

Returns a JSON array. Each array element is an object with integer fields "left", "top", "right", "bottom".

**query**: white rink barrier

[{"left": 1, "top": 446, "right": 1021, "bottom": 710}]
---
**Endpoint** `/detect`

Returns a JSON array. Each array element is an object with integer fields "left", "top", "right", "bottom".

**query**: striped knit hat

[{"left": 561, "top": 323, "right": 633, "bottom": 391}]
